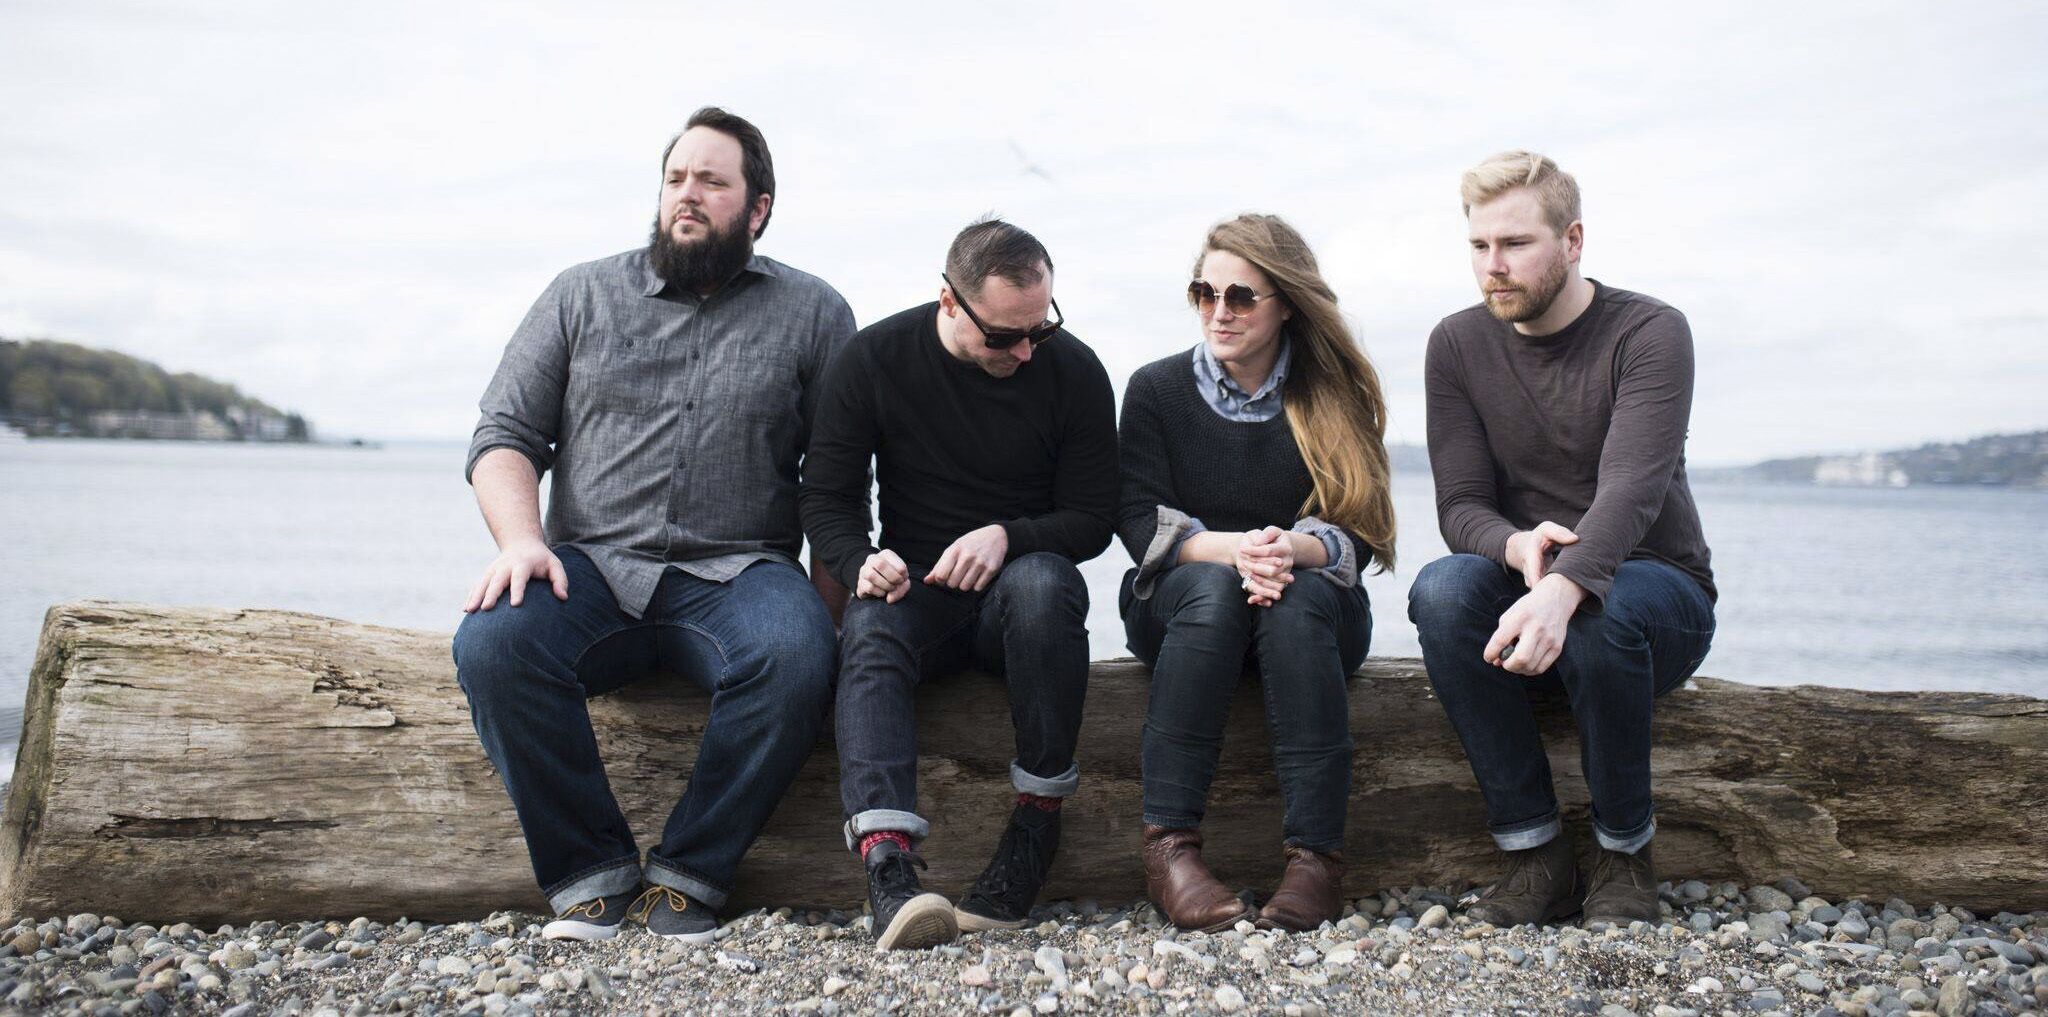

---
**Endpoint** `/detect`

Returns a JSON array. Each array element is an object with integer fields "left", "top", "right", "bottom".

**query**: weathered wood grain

[{"left": 2, "top": 602, "right": 2042, "bottom": 924}]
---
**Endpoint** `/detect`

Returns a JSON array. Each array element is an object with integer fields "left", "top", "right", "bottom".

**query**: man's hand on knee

[
  {"left": 1484, "top": 574, "right": 1588, "bottom": 675},
  {"left": 1505, "top": 522, "right": 1579, "bottom": 591},
  {"left": 858, "top": 549, "right": 911, "bottom": 603},
  {"left": 924, "top": 524, "right": 1008, "bottom": 592},
  {"left": 465, "top": 540, "right": 569, "bottom": 613}
]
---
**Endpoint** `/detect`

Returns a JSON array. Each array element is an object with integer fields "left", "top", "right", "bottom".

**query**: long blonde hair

[{"left": 1199, "top": 214, "right": 1396, "bottom": 570}]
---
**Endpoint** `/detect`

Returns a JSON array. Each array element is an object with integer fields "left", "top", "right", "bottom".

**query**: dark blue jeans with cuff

[
  {"left": 1122, "top": 562, "right": 1371, "bottom": 855},
  {"left": 453, "top": 545, "right": 835, "bottom": 913},
  {"left": 835, "top": 551, "right": 1090, "bottom": 848},
  {"left": 1406, "top": 554, "right": 1715, "bottom": 855}
]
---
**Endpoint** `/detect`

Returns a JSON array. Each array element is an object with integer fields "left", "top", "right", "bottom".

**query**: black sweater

[
  {"left": 801, "top": 302, "right": 1119, "bottom": 590},
  {"left": 1116, "top": 350, "right": 1368, "bottom": 567}
]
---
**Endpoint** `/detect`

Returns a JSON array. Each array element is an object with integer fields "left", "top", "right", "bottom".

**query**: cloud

[{"left": 3, "top": 0, "right": 2043, "bottom": 461}]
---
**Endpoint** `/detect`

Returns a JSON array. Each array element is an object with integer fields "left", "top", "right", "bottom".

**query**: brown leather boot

[
  {"left": 1257, "top": 845, "right": 1345, "bottom": 932},
  {"left": 1142, "top": 825, "right": 1252, "bottom": 932}
]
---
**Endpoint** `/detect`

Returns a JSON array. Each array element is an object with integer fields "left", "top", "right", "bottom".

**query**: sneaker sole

[
  {"left": 542, "top": 918, "right": 623, "bottom": 941},
  {"left": 954, "top": 906, "right": 1028, "bottom": 933},
  {"left": 877, "top": 893, "right": 959, "bottom": 950}
]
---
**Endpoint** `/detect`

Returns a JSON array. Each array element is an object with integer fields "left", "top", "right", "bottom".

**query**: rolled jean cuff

[
  {"left": 1282, "top": 833, "right": 1346, "bottom": 856},
  {"left": 1141, "top": 812, "right": 1202, "bottom": 829},
  {"left": 843, "top": 809, "right": 929, "bottom": 851},
  {"left": 1011, "top": 759, "right": 1079, "bottom": 798},
  {"left": 643, "top": 857, "right": 729, "bottom": 910},
  {"left": 1490, "top": 813, "right": 1562, "bottom": 852},
  {"left": 1595, "top": 815, "right": 1655, "bottom": 855},
  {"left": 543, "top": 854, "right": 643, "bottom": 915}
]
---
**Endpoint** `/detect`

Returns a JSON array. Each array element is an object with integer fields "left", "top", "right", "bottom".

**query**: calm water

[{"left": 4, "top": 439, "right": 2045, "bottom": 781}]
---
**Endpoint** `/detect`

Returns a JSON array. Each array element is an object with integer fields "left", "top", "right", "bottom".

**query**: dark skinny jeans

[
  {"left": 834, "top": 551, "right": 1091, "bottom": 847},
  {"left": 1122, "top": 562, "right": 1371, "bottom": 855},
  {"left": 1406, "top": 554, "right": 1715, "bottom": 854}
]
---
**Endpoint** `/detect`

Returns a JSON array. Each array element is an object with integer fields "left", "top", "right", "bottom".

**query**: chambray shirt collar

[
  {"left": 1190, "top": 338, "right": 1291, "bottom": 419},
  {"left": 638, "top": 251, "right": 775, "bottom": 298}
]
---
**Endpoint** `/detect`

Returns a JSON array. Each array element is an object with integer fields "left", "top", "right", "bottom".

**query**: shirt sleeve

[
  {"left": 799, "top": 339, "right": 884, "bottom": 591},
  {"left": 1001, "top": 346, "right": 1119, "bottom": 564},
  {"left": 466, "top": 270, "right": 576, "bottom": 483},
  {"left": 1292, "top": 516, "right": 1358, "bottom": 589},
  {"left": 1424, "top": 321, "right": 1520, "bottom": 565},
  {"left": 1547, "top": 308, "right": 1696, "bottom": 610}
]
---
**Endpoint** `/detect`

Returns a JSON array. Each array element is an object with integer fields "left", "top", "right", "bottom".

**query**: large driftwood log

[{"left": 2, "top": 602, "right": 2043, "bottom": 925}]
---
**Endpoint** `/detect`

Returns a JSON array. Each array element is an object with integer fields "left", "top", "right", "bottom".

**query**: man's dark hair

[
  {"left": 945, "top": 216, "right": 1053, "bottom": 299},
  {"left": 661, "top": 106, "right": 776, "bottom": 239}
]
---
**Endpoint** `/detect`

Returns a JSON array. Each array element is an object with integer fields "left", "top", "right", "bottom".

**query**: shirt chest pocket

[{"left": 574, "top": 332, "right": 665, "bottom": 415}]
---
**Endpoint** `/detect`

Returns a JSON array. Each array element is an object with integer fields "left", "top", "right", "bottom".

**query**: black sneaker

[
  {"left": 955, "top": 803, "right": 1060, "bottom": 932},
  {"left": 628, "top": 885, "right": 719, "bottom": 943},
  {"left": 542, "top": 886, "right": 641, "bottom": 941},
  {"left": 865, "top": 840, "right": 958, "bottom": 951}
]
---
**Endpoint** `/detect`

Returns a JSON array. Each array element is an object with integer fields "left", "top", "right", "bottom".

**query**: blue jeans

[
  {"left": 835, "top": 552, "right": 1089, "bottom": 847},
  {"left": 452, "top": 546, "right": 834, "bottom": 912},
  {"left": 1407, "top": 554, "right": 1715, "bottom": 854},
  {"left": 1122, "top": 563, "right": 1371, "bottom": 855}
]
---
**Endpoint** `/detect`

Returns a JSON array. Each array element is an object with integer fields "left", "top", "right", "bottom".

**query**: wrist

[{"left": 1537, "top": 572, "right": 1586, "bottom": 609}]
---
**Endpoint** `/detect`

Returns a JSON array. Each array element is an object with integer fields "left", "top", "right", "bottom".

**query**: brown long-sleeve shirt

[{"left": 1423, "top": 281, "right": 1715, "bottom": 608}]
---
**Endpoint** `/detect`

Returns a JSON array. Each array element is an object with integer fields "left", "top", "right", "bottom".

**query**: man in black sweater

[{"left": 801, "top": 218, "right": 1118, "bottom": 950}]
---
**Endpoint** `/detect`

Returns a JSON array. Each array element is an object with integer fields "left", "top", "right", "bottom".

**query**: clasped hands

[
  {"left": 1486, "top": 521, "right": 1589, "bottom": 676},
  {"left": 857, "top": 523, "right": 1009, "bottom": 601}
]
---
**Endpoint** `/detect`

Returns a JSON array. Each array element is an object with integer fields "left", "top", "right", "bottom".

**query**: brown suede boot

[
  {"left": 1257, "top": 845, "right": 1345, "bottom": 932},
  {"left": 1142, "top": 825, "right": 1253, "bottom": 932},
  {"left": 1581, "top": 841, "right": 1659, "bottom": 929},
  {"left": 1464, "top": 833, "right": 1582, "bottom": 927}
]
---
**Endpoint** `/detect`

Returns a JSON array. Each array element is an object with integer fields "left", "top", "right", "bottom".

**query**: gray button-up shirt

[{"left": 466, "top": 247, "right": 856, "bottom": 618}]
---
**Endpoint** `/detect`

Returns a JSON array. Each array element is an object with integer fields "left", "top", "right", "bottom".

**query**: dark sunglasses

[
  {"left": 942, "top": 273, "right": 1064, "bottom": 350},
  {"left": 1187, "top": 280, "right": 1284, "bottom": 316}
]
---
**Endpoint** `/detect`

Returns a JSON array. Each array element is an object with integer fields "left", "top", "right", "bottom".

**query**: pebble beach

[{"left": 3, "top": 878, "right": 2043, "bottom": 1016}]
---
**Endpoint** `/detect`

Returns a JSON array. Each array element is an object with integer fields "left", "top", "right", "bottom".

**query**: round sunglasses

[{"left": 1187, "top": 280, "right": 1284, "bottom": 316}]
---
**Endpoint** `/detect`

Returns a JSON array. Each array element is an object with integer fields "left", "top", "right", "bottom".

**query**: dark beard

[{"left": 648, "top": 210, "right": 754, "bottom": 293}]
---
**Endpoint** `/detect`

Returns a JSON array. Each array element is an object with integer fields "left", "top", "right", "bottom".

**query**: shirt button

[{"left": 685, "top": 401, "right": 695, "bottom": 411}]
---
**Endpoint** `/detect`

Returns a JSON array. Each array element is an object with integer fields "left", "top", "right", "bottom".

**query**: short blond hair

[{"left": 1461, "top": 150, "right": 1580, "bottom": 235}]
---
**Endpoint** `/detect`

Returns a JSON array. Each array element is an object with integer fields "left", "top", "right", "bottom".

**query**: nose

[
  {"left": 1010, "top": 338, "right": 1035, "bottom": 364},
  {"left": 1206, "top": 298, "right": 1235, "bottom": 325},
  {"left": 1484, "top": 249, "right": 1509, "bottom": 276}
]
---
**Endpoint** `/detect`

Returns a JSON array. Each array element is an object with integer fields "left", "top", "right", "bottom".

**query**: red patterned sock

[
  {"left": 859, "top": 831, "right": 913, "bottom": 858},
  {"left": 1017, "top": 793, "right": 1063, "bottom": 813}
]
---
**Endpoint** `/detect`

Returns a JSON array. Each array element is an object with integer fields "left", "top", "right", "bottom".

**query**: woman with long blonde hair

[{"left": 1118, "top": 213, "right": 1395, "bottom": 932}]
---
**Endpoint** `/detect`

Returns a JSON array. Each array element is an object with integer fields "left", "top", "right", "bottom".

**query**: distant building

[{"left": 1813, "top": 452, "right": 1909, "bottom": 487}]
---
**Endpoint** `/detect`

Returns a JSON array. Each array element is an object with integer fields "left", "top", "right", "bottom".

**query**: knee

[
  {"left": 1407, "top": 554, "right": 1502, "bottom": 629},
  {"left": 1163, "top": 563, "right": 1253, "bottom": 627},
  {"left": 1257, "top": 573, "right": 1345, "bottom": 633},
  {"left": 452, "top": 603, "right": 554, "bottom": 703},
  {"left": 995, "top": 553, "right": 1087, "bottom": 629},
  {"left": 998, "top": 553, "right": 1086, "bottom": 607}
]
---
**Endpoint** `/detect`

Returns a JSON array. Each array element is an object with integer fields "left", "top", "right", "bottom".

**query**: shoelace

[
  {"left": 626, "top": 885, "right": 691, "bottom": 922},
  {"left": 1588, "top": 850, "right": 1651, "bottom": 892},
  {"left": 1485, "top": 848, "right": 1552, "bottom": 900},
  {"left": 872, "top": 850, "right": 929, "bottom": 897},
  {"left": 563, "top": 896, "right": 612, "bottom": 920}
]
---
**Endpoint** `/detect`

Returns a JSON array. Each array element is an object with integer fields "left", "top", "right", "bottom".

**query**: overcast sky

[{"left": 4, "top": 0, "right": 2043, "bottom": 466}]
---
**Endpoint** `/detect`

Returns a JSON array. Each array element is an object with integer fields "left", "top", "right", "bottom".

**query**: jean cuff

[
  {"left": 1011, "top": 759, "right": 1079, "bottom": 798},
  {"left": 1594, "top": 815, "right": 1655, "bottom": 854},
  {"left": 843, "top": 809, "right": 929, "bottom": 851},
  {"left": 643, "top": 856, "right": 729, "bottom": 910},
  {"left": 1141, "top": 812, "right": 1202, "bottom": 829},
  {"left": 1490, "top": 813, "right": 1562, "bottom": 852},
  {"left": 543, "top": 854, "right": 643, "bottom": 915},
  {"left": 1282, "top": 833, "right": 1345, "bottom": 856}
]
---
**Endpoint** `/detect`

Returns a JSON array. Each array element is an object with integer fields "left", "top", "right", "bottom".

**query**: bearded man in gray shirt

[
  {"left": 1408, "top": 151, "right": 1716, "bottom": 930},
  {"left": 453, "top": 107, "right": 855, "bottom": 944}
]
